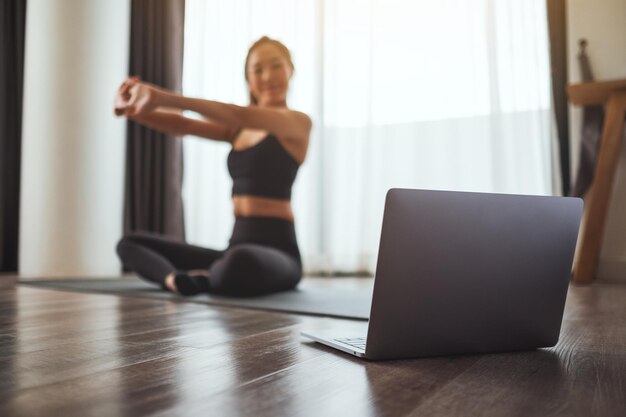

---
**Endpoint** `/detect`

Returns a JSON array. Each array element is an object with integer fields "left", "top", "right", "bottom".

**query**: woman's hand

[
  {"left": 114, "top": 77, "right": 135, "bottom": 116},
  {"left": 113, "top": 77, "right": 165, "bottom": 117},
  {"left": 124, "top": 81, "right": 163, "bottom": 117}
]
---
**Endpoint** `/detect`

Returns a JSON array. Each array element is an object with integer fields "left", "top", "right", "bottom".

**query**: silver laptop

[{"left": 302, "top": 188, "right": 583, "bottom": 360}]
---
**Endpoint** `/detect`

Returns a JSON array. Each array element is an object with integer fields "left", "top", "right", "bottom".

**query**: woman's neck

[{"left": 259, "top": 99, "right": 288, "bottom": 108}]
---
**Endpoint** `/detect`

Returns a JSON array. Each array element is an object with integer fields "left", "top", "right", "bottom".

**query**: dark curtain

[
  {"left": 124, "top": 0, "right": 186, "bottom": 239},
  {"left": 546, "top": 0, "right": 570, "bottom": 196},
  {"left": 0, "top": 0, "right": 27, "bottom": 272}
]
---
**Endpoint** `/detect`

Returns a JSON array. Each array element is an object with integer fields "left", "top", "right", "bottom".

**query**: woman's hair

[{"left": 244, "top": 36, "right": 294, "bottom": 105}]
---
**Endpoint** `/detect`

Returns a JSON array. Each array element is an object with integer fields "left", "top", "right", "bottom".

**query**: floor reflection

[
  {"left": 3, "top": 282, "right": 625, "bottom": 416},
  {"left": 361, "top": 349, "right": 566, "bottom": 415},
  {"left": 115, "top": 297, "right": 185, "bottom": 417}
]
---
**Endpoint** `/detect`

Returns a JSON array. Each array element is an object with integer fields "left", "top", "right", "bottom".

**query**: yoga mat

[{"left": 20, "top": 278, "right": 372, "bottom": 320}]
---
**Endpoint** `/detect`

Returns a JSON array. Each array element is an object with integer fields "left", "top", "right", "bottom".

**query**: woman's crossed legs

[{"left": 116, "top": 232, "right": 301, "bottom": 297}]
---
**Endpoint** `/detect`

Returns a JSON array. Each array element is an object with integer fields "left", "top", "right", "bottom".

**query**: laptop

[{"left": 302, "top": 188, "right": 583, "bottom": 360}]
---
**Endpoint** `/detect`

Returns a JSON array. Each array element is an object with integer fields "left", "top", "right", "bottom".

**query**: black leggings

[{"left": 116, "top": 217, "right": 302, "bottom": 296}]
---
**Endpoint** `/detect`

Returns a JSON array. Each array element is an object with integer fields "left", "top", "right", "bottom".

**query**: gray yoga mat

[{"left": 20, "top": 278, "right": 372, "bottom": 320}]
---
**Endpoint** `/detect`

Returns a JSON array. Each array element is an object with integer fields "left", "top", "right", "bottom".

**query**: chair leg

[{"left": 572, "top": 92, "right": 626, "bottom": 283}]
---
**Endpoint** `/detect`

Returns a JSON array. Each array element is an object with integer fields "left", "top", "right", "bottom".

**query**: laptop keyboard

[{"left": 335, "top": 337, "right": 366, "bottom": 351}]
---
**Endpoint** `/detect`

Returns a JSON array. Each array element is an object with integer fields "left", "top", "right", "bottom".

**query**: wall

[
  {"left": 567, "top": 0, "right": 626, "bottom": 282},
  {"left": 20, "top": 0, "right": 130, "bottom": 277}
]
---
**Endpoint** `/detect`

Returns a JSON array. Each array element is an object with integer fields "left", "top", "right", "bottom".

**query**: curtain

[
  {"left": 546, "top": 0, "right": 570, "bottom": 196},
  {"left": 0, "top": 0, "right": 27, "bottom": 272},
  {"left": 124, "top": 0, "right": 186, "bottom": 239},
  {"left": 182, "top": 0, "right": 554, "bottom": 274}
]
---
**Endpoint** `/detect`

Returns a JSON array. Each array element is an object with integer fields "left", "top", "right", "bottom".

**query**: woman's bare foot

[{"left": 165, "top": 272, "right": 178, "bottom": 293}]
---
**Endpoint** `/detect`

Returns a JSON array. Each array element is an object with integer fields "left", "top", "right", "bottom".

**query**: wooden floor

[{"left": 0, "top": 278, "right": 625, "bottom": 417}]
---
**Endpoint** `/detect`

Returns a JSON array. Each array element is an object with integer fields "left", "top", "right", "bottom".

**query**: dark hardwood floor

[{"left": 0, "top": 279, "right": 624, "bottom": 417}]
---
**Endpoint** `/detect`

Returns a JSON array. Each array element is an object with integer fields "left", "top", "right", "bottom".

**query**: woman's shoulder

[
  {"left": 252, "top": 105, "right": 311, "bottom": 130},
  {"left": 286, "top": 109, "right": 312, "bottom": 130}
]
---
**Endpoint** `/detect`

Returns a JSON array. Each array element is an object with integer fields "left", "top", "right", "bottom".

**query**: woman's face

[{"left": 247, "top": 43, "right": 292, "bottom": 107}]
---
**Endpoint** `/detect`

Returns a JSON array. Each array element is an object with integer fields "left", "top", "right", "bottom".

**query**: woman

[{"left": 115, "top": 36, "right": 311, "bottom": 297}]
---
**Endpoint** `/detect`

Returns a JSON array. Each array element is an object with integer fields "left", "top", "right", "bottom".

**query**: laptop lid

[{"left": 365, "top": 189, "right": 583, "bottom": 360}]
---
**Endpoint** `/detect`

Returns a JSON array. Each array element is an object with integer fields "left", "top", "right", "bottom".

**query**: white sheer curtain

[{"left": 182, "top": 0, "right": 553, "bottom": 274}]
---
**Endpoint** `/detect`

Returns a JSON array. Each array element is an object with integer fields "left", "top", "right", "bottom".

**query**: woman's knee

[
  {"left": 116, "top": 237, "right": 137, "bottom": 261},
  {"left": 211, "top": 245, "right": 300, "bottom": 295},
  {"left": 223, "top": 246, "right": 263, "bottom": 278},
  {"left": 116, "top": 232, "right": 155, "bottom": 254},
  {"left": 116, "top": 233, "right": 152, "bottom": 255},
  {"left": 116, "top": 238, "right": 128, "bottom": 256}
]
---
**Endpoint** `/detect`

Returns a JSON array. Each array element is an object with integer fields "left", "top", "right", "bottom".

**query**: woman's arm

[
  {"left": 128, "top": 110, "right": 236, "bottom": 142},
  {"left": 162, "top": 94, "right": 312, "bottom": 143},
  {"left": 115, "top": 80, "right": 236, "bottom": 142},
  {"left": 123, "top": 81, "right": 312, "bottom": 143}
]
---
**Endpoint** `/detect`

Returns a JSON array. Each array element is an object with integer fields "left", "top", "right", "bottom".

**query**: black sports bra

[{"left": 227, "top": 134, "right": 300, "bottom": 199}]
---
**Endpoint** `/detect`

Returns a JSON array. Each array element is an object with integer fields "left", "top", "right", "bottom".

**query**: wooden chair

[{"left": 568, "top": 78, "right": 626, "bottom": 283}]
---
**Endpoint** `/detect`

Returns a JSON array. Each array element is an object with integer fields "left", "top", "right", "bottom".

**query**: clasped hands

[{"left": 114, "top": 76, "right": 164, "bottom": 117}]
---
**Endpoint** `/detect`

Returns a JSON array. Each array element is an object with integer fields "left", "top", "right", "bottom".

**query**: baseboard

[{"left": 597, "top": 258, "right": 626, "bottom": 283}]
